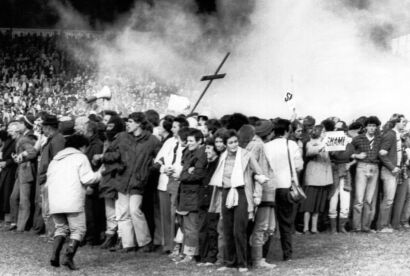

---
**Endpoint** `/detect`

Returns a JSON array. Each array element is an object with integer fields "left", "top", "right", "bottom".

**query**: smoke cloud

[
  {"left": 202, "top": 0, "right": 410, "bottom": 122},
  {"left": 53, "top": 0, "right": 410, "bottom": 122}
]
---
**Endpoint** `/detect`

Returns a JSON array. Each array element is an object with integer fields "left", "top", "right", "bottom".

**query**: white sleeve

[
  {"left": 79, "top": 156, "right": 101, "bottom": 185},
  {"left": 154, "top": 138, "right": 171, "bottom": 164}
]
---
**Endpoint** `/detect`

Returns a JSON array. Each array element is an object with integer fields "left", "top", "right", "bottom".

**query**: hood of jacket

[{"left": 53, "top": 147, "right": 83, "bottom": 161}]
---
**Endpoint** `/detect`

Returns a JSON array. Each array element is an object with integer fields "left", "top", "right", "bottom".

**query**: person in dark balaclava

[
  {"left": 93, "top": 115, "right": 125, "bottom": 250},
  {"left": 105, "top": 115, "right": 125, "bottom": 142}
]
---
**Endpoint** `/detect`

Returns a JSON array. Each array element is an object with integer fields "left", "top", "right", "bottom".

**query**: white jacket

[
  {"left": 264, "top": 138, "right": 303, "bottom": 189},
  {"left": 47, "top": 147, "right": 101, "bottom": 214},
  {"left": 154, "top": 137, "right": 184, "bottom": 191}
]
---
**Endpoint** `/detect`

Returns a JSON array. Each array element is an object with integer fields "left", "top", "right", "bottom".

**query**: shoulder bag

[{"left": 287, "top": 139, "right": 306, "bottom": 203}]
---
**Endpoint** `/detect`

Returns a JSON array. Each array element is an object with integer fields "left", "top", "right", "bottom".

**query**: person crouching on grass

[{"left": 47, "top": 134, "right": 102, "bottom": 270}]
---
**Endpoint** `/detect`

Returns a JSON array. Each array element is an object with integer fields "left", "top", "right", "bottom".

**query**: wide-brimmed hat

[{"left": 42, "top": 114, "right": 59, "bottom": 128}]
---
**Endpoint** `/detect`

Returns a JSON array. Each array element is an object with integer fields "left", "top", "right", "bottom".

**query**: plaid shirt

[{"left": 351, "top": 134, "right": 381, "bottom": 164}]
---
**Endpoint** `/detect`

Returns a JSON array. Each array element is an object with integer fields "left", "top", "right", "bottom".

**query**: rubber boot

[
  {"left": 252, "top": 246, "right": 276, "bottom": 269},
  {"left": 50, "top": 235, "right": 65, "bottom": 267},
  {"left": 339, "top": 218, "right": 348, "bottom": 234},
  {"left": 330, "top": 218, "right": 337, "bottom": 234},
  {"left": 100, "top": 234, "right": 117, "bottom": 250},
  {"left": 62, "top": 239, "right": 80, "bottom": 270}
]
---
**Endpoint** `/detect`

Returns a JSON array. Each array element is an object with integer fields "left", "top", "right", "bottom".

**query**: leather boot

[
  {"left": 339, "top": 218, "right": 348, "bottom": 234},
  {"left": 62, "top": 239, "right": 80, "bottom": 270},
  {"left": 50, "top": 235, "right": 65, "bottom": 267},
  {"left": 100, "top": 234, "right": 117, "bottom": 250},
  {"left": 330, "top": 218, "right": 337, "bottom": 234},
  {"left": 109, "top": 237, "right": 123, "bottom": 252}
]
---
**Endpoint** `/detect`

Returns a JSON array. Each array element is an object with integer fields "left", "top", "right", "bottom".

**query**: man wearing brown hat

[{"left": 36, "top": 114, "right": 65, "bottom": 238}]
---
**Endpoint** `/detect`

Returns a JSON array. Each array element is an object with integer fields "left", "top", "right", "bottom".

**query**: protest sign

[
  {"left": 323, "top": 131, "right": 348, "bottom": 151},
  {"left": 167, "top": 94, "right": 191, "bottom": 113}
]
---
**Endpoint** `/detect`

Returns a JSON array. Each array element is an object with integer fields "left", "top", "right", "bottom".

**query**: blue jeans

[
  {"left": 378, "top": 167, "right": 398, "bottom": 229},
  {"left": 352, "top": 162, "right": 379, "bottom": 231}
]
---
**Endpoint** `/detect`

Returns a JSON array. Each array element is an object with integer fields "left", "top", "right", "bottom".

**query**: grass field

[{"left": 1, "top": 229, "right": 410, "bottom": 276}]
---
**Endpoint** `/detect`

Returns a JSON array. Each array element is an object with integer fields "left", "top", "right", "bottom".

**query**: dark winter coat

[
  {"left": 0, "top": 138, "right": 17, "bottom": 215},
  {"left": 177, "top": 146, "right": 207, "bottom": 212},
  {"left": 102, "top": 130, "right": 160, "bottom": 195},
  {"left": 198, "top": 157, "right": 219, "bottom": 210},
  {"left": 37, "top": 132, "right": 65, "bottom": 186},
  {"left": 16, "top": 131, "right": 38, "bottom": 184}
]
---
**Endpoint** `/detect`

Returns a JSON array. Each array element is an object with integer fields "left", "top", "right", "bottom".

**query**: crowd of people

[
  {"left": 1, "top": 30, "right": 410, "bottom": 273},
  {"left": 0, "top": 30, "right": 188, "bottom": 123},
  {"left": 0, "top": 107, "right": 409, "bottom": 272}
]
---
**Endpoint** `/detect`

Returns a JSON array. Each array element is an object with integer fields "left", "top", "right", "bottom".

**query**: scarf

[
  {"left": 209, "top": 148, "right": 245, "bottom": 209},
  {"left": 210, "top": 147, "right": 245, "bottom": 188}
]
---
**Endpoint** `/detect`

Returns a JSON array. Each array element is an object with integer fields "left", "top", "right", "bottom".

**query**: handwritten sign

[{"left": 323, "top": 131, "right": 347, "bottom": 152}]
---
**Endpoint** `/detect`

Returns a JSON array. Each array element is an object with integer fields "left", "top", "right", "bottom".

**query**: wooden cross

[{"left": 190, "top": 52, "right": 230, "bottom": 113}]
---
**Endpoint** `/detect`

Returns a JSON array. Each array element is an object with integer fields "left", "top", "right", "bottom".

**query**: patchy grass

[{"left": 1, "top": 229, "right": 410, "bottom": 275}]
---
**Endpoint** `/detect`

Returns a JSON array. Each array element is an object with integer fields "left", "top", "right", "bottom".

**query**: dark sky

[{"left": 0, "top": 0, "right": 217, "bottom": 28}]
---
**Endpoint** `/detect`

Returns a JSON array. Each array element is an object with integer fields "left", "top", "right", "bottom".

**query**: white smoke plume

[
  {"left": 204, "top": 0, "right": 410, "bottom": 122},
  {"left": 53, "top": 0, "right": 410, "bottom": 122},
  {"left": 52, "top": 0, "right": 246, "bottom": 116}
]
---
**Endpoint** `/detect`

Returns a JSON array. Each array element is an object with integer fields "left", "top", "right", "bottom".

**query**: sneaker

[
  {"left": 238, "top": 268, "right": 249, "bottom": 273},
  {"left": 169, "top": 244, "right": 181, "bottom": 258},
  {"left": 8, "top": 224, "right": 17, "bottom": 231},
  {"left": 378, "top": 227, "right": 394, "bottom": 233},
  {"left": 176, "top": 255, "right": 194, "bottom": 264},
  {"left": 172, "top": 254, "right": 185, "bottom": 262},
  {"left": 203, "top": 262, "right": 214, "bottom": 266},
  {"left": 197, "top": 262, "right": 205, "bottom": 267},
  {"left": 254, "top": 259, "right": 277, "bottom": 269},
  {"left": 362, "top": 229, "right": 376, "bottom": 234}
]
